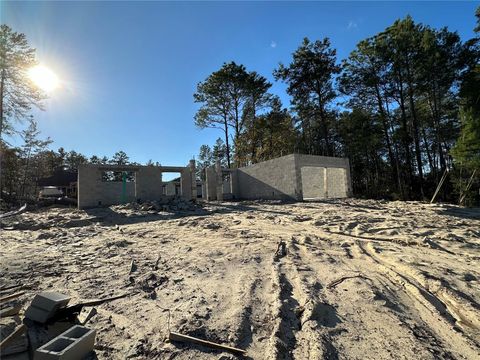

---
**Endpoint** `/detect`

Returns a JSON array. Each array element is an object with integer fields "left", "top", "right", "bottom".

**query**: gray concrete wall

[
  {"left": 301, "top": 166, "right": 326, "bottom": 199},
  {"left": 294, "top": 154, "right": 351, "bottom": 199},
  {"left": 78, "top": 163, "right": 194, "bottom": 209},
  {"left": 77, "top": 165, "right": 138, "bottom": 208},
  {"left": 236, "top": 154, "right": 299, "bottom": 200},
  {"left": 205, "top": 167, "right": 217, "bottom": 200},
  {"left": 135, "top": 167, "right": 163, "bottom": 202}
]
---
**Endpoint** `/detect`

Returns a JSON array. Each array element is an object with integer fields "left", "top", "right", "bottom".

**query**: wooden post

[{"left": 430, "top": 168, "right": 448, "bottom": 204}]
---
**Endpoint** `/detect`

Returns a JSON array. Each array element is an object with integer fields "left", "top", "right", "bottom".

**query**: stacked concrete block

[
  {"left": 300, "top": 166, "right": 326, "bottom": 199},
  {"left": 236, "top": 154, "right": 299, "bottom": 200},
  {"left": 78, "top": 163, "right": 198, "bottom": 208},
  {"left": 135, "top": 166, "right": 163, "bottom": 202},
  {"left": 326, "top": 167, "right": 347, "bottom": 198},
  {"left": 213, "top": 153, "right": 351, "bottom": 201},
  {"left": 35, "top": 325, "right": 96, "bottom": 360},
  {"left": 180, "top": 168, "right": 193, "bottom": 200},
  {"left": 205, "top": 167, "right": 217, "bottom": 200},
  {"left": 25, "top": 292, "right": 70, "bottom": 324},
  {"left": 215, "top": 160, "right": 223, "bottom": 201},
  {"left": 229, "top": 170, "right": 238, "bottom": 198},
  {"left": 294, "top": 153, "right": 351, "bottom": 198},
  {"left": 189, "top": 160, "right": 197, "bottom": 200},
  {"left": 77, "top": 165, "right": 137, "bottom": 208}
]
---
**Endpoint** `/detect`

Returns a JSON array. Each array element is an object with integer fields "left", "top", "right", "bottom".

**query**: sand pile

[{"left": 1, "top": 199, "right": 479, "bottom": 359}]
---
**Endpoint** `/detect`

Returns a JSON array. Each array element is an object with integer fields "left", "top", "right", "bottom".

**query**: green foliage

[
  {"left": 451, "top": 107, "right": 480, "bottom": 170},
  {"left": 194, "top": 62, "right": 272, "bottom": 167},
  {"left": 0, "top": 24, "right": 45, "bottom": 140},
  {"left": 274, "top": 37, "right": 340, "bottom": 156},
  {"left": 109, "top": 150, "right": 129, "bottom": 165}
]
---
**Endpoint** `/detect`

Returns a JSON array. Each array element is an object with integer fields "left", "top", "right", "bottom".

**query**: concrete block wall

[
  {"left": 294, "top": 154, "right": 351, "bottom": 199},
  {"left": 236, "top": 154, "right": 299, "bottom": 200},
  {"left": 78, "top": 163, "right": 195, "bottom": 209},
  {"left": 78, "top": 165, "right": 137, "bottom": 208},
  {"left": 215, "top": 154, "right": 351, "bottom": 201},
  {"left": 135, "top": 167, "right": 163, "bottom": 202},
  {"left": 180, "top": 168, "right": 192, "bottom": 199},
  {"left": 300, "top": 166, "right": 326, "bottom": 199},
  {"left": 205, "top": 167, "right": 217, "bottom": 200}
]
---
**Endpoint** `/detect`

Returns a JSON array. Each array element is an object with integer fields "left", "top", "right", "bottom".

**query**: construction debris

[
  {"left": 169, "top": 331, "right": 246, "bottom": 356},
  {"left": 114, "top": 196, "right": 202, "bottom": 213},
  {"left": 274, "top": 240, "right": 287, "bottom": 260},
  {"left": 0, "top": 323, "right": 27, "bottom": 352},
  {"left": 0, "top": 303, "right": 22, "bottom": 317},
  {"left": 327, "top": 274, "right": 371, "bottom": 289},
  {"left": 0, "top": 291, "right": 25, "bottom": 304},
  {"left": 0, "top": 203, "right": 27, "bottom": 219},
  {"left": 0, "top": 291, "right": 129, "bottom": 358},
  {"left": 35, "top": 325, "right": 96, "bottom": 360},
  {"left": 25, "top": 292, "right": 71, "bottom": 324}
]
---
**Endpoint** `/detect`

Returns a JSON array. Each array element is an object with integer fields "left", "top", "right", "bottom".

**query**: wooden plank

[
  {"left": 0, "top": 324, "right": 27, "bottom": 351},
  {"left": 430, "top": 168, "right": 448, "bottom": 204},
  {"left": 169, "top": 331, "right": 246, "bottom": 355},
  {"left": 0, "top": 303, "right": 22, "bottom": 317},
  {"left": 0, "top": 292, "right": 25, "bottom": 304},
  {"left": 0, "top": 284, "right": 23, "bottom": 292}
]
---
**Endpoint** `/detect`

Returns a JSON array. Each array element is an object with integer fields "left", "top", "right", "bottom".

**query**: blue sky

[{"left": 2, "top": 1, "right": 479, "bottom": 168}]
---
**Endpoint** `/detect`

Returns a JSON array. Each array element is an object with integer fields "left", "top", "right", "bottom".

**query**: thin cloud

[
  {"left": 270, "top": 40, "right": 277, "bottom": 48},
  {"left": 347, "top": 20, "right": 358, "bottom": 30}
]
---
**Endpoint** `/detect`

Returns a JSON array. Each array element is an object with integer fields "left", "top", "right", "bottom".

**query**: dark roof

[{"left": 37, "top": 168, "right": 77, "bottom": 187}]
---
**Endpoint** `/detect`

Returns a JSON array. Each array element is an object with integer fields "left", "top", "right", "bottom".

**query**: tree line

[
  {"left": 1, "top": 10, "right": 479, "bottom": 205},
  {"left": 194, "top": 10, "right": 480, "bottom": 204},
  {"left": 1, "top": 127, "right": 140, "bottom": 202}
]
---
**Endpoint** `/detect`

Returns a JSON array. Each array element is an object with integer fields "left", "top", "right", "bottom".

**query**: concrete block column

[
  {"left": 180, "top": 167, "right": 192, "bottom": 199},
  {"left": 205, "top": 166, "right": 217, "bottom": 200},
  {"left": 215, "top": 160, "right": 223, "bottom": 201},
  {"left": 189, "top": 160, "right": 197, "bottom": 200},
  {"left": 230, "top": 170, "right": 239, "bottom": 199}
]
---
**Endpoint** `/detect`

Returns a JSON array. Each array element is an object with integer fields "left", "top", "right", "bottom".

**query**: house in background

[{"left": 37, "top": 167, "right": 78, "bottom": 198}]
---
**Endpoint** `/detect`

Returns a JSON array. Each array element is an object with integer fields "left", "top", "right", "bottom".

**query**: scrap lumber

[
  {"left": 0, "top": 284, "right": 23, "bottom": 293},
  {"left": 0, "top": 291, "right": 25, "bottom": 304},
  {"left": 50, "top": 292, "right": 131, "bottom": 322},
  {"left": 0, "top": 323, "right": 27, "bottom": 351},
  {"left": 154, "top": 254, "right": 161, "bottom": 270},
  {"left": 430, "top": 169, "right": 448, "bottom": 204},
  {"left": 169, "top": 331, "right": 246, "bottom": 355},
  {"left": 77, "top": 306, "right": 97, "bottom": 325},
  {"left": 327, "top": 275, "right": 370, "bottom": 289},
  {"left": 0, "top": 204, "right": 27, "bottom": 219},
  {"left": 0, "top": 303, "right": 22, "bottom": 317},
  {"left": 75, "top": 292, "right": 130, "bottom": 307},
  {"left": 459, "top": 169, "right": 477, "bottom": 205},
  {"left": 274, "top": 240, "right": 287, "bottom": 260},
  {"left": 129, "top": 259, "right": 136, "bottom": 274}
]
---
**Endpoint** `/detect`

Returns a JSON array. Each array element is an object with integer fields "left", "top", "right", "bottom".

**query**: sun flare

[{"left": 28, "top": 65, "right": 59, "bottom": 92}]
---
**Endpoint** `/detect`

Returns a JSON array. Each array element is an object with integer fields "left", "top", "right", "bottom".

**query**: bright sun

[{"left": 28, "top": 65, "right": 59, "bottom": 92}]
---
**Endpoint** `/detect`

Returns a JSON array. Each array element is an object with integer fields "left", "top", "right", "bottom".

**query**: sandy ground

[{"left": 1, "top": 198, "right": 479, "bottom": 359}]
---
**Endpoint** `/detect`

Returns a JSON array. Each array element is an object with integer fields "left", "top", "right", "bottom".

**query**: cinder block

[
  {"left": 34, "top": 325, "right": 96, "bottom": 360},
  {"left": 25, "top": 304, "right": 52, "bottom": 324},
  {"left": 25, "top": 292, "right": 70, "bottom": 323},
  {"left": 31, "top": 292, "right": 71, "bottom": 312}
]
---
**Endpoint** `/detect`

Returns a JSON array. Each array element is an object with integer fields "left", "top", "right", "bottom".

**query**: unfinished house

[
  {"left": 77, "top": 161, "right": 196, "bottom": 209},
  {"left": 77, "top": 154, "right": 350, "bottom": 208},
  {"left": 203, "top": 154, "right": 351, "bottom": 201}
]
